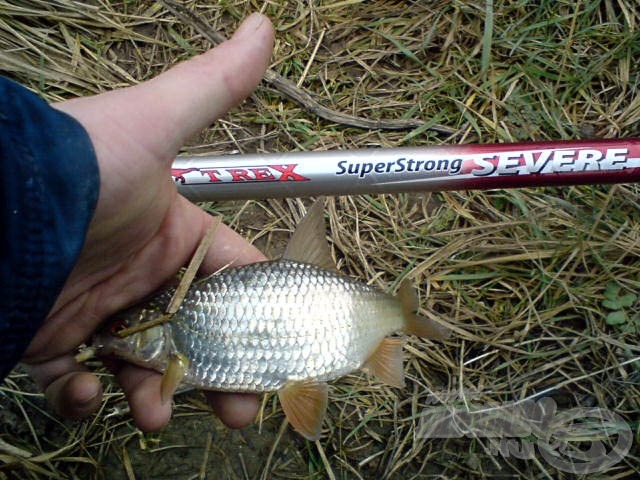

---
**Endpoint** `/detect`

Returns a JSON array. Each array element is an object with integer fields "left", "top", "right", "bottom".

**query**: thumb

[
  {"left": 57, "top": 13, "right": 274, "bottom": 162},
  {"left": 140, "top": 12, "right": 275, "bottom": 157}
]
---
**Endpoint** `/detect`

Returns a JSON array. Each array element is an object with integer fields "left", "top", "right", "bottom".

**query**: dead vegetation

[{"left": 1, "top": 0, "right": 639, "bottom": 478}]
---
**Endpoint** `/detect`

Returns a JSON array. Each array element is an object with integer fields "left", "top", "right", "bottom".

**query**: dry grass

[{"left": 1, "top": 0, "right": 639, "bottom": 478}]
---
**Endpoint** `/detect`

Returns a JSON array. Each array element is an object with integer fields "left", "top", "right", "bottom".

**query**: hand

[{"left": 20, "top": 13, "right": 275, "bottom": 431}]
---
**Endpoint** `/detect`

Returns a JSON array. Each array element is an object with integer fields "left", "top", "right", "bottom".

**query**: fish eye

[{"left": 109, "top": 319, "right": 128, "bottom": 335}]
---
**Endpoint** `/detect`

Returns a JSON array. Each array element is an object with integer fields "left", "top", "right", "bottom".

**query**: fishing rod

[{"left": 172, "top": 138, "right": 640, "bottom": 201}]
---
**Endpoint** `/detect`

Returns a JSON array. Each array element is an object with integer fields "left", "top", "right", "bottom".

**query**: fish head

[{"left": 94, "top": 302, "right": 170, "bottom": 367}]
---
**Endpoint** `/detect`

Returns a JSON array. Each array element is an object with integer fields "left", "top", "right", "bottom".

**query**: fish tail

[{"left": 398, "top": 280, "right": 450, "bottom": 339}]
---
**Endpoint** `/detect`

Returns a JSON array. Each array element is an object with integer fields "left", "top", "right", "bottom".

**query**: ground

[{"left": 1, "top": 1, "right": 639, "bottom": 479}]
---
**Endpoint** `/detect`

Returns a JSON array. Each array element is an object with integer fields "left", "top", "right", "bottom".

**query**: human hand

[{"left": 20, "top": 13, "right": 275, "bottom": 431}]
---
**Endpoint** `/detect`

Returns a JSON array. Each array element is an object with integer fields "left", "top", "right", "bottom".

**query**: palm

[{"left": 20, "top": 14, "right": 274, "bottom": 431}]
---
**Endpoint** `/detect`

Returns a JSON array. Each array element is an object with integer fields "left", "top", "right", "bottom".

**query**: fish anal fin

[
  {"left": 278, "top": 381, "right": 328, "bottom": 441},
  {"left": 398, "top": 280, "right": 451, "bottom": 340},
  {"left": 161, "top": 352, "right": 189, "bottom": 404},
  {"left": 283, "top": 198, "right": 335, "bottom": 270},
  {"left": 362, "top": 337, "right": 405, "bottom": 388}
]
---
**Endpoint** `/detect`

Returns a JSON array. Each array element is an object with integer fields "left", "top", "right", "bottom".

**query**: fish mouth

[
  {"left": 90, "top": 337, "right": 141, "bottom": 367},
  {"left": 91, "top": 331, "right": 125, "bottom": 358}
]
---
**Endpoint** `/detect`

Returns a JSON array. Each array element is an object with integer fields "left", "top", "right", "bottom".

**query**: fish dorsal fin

[
  {"left": 362, "top": 337, "right": 405, "bottom": 388},
  {"left": 283, "top": 198, "right": 335, "bottom": 270},
  {"left": 278, "top": 381, "right": 328, "bottom": 441}
]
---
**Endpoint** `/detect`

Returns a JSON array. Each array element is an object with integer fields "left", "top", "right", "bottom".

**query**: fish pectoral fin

[
  {"left": 282, "top": 198, "right": 335, "bottom": 271},
  {"left": 362, "top": 337, "right": 406, "bottom": 388},
  {"left": 278, "top": 380, "right": 328, "bottom": 441},
  {"left": 161, "top": 352, "right": 189, "bottom": 405}
]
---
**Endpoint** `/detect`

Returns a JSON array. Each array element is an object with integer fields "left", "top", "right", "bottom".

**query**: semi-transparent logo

[{"left": 417, "top": 392, "right": 632, "bottom": 474}]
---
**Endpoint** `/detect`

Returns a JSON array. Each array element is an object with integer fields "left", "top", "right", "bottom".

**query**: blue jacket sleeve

[{"left": 0, "top": 77, "right": 100, "bottom": 379}]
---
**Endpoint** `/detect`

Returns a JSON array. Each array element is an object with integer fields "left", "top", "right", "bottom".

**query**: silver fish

[{"left": 95, "top": 199, "right": 449, "bottom": 440}]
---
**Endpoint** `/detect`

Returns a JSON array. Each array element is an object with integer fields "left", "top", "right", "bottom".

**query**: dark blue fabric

[{"left": 0, "top": 77, "right": 99, "bottom": 379}]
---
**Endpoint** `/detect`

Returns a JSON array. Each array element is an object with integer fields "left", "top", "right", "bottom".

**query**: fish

[{"left": 94, "top": 199, "right": 450, "bottom": 440}]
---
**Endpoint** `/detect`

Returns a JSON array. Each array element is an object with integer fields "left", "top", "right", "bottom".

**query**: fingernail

[{"left": 232, "top": 13, "right": 267, "bottom": 40}]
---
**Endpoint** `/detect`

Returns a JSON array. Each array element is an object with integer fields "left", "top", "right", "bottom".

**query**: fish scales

[{"left": 167, "top": 259, "right": 405, "bottom": 392}]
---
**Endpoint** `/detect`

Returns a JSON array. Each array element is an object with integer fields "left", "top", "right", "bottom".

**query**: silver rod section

[{"left": 172, "top": 139, "right": 640, "bottom": 201}]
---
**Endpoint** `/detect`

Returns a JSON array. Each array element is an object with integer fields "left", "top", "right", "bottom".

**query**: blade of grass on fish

[
  {"left": 117, "top": 217, "right": 221, "bottom": 338},
  {"left": 167, "top": 216, "right": 222, "bottom": 315}
]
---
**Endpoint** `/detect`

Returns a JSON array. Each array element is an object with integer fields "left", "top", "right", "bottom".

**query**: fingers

[
  {"left": 116, "top": 365, "right": 172, "bottom": 431},
  {"left": 45, "top": 372, "right": 103, "bottom": 419},
  {"left": 115, "top": 364, "right": 258, "bottom": 431},
  {"left": 25, "top": 356, "right": 103, "bottom": 419},
  {"left": 206, "top": 392, "right": 260, "bottom": 429},
  {"left": 181, "top": 197, "right": 268, "bottom": 275},
  {"left": 28, "top": 356, "right": 259, "bottom": 431},
  {"left": 117, "top": 366, "right": 259, "bottom": 431}
]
